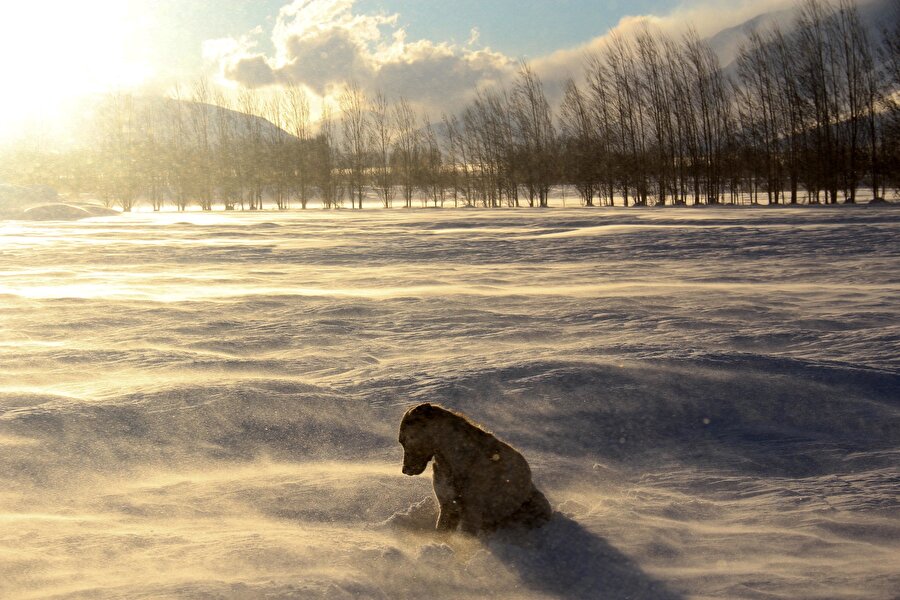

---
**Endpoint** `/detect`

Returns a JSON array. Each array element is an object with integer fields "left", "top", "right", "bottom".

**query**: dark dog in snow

[{"left": 399, "top": 403, "right": 552, "bottom": 534}]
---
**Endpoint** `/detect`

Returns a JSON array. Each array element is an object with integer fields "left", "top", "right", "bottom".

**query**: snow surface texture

[{"left": 0, "top": 207, "right": 898, "bottom": 599}]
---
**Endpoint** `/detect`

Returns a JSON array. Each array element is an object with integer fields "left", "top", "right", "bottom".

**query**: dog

[{"left": 399, "top": 403, "right": 552, "bottom": 534}]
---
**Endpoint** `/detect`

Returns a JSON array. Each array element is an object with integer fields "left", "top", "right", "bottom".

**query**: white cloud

[
  {"left": 208, "top": 0, "right": 513, "bottom": 116},
  {"left": 467, "top": 27, "right": 481, "bottom": 47},
  {"left": 207, "top": 0, "right": 862, "bottom": 115}
]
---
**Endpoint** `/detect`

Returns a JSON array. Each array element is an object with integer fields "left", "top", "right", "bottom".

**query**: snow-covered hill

[{"left": 708, "top": 0, "right": 894, "bottom": 70}]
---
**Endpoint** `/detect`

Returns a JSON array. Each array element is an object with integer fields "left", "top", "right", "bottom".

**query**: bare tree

[
  {"left": 188, "top": 79, "right": 215, "bottom": 210},
  {"left": 371, "top": 92, "right": 396, "bottom": 208},
  {"left": 418, "top": 118, "right": 445, "bottom": 207},
  {"left": 736, "top": 29, "right": 784, "bottom": 204},
  {"left": 585, "top": 54, "right": 617, "bottom": 205},
  {"left": 339, "top": 81, "right": 371, "bottom": 209},
  {"left": 314, "top": 104, "right": 344, "bottom": 209},
  {"left": 609, "top": 33, "right": 645, "bottom": 205},
  {"left": 237, "top": 88, "right": 266, "bottom": 210},
  {"left": 441, "top": 112, "right": 467, "bottom": 207},
  {"left": 264, "top": 92, "right": 293, "bottom": 210},
  {"left": 393, "top": 97, "right": 421, "bottom": 208},
  {"left": 879, "top": 0, "right": 900, "bottom": 196},
  {"left": 834, "top": 0, "right": 877, "bottom": 202},
  {"left": 97, "top": 93, "right": 144, "bottom": 211},
  {"left": 285, "top": 82, "right": 313, "bottom": 208},
  {"left": 210, "top": 88, "right": 241, "bottom": 210},
  {"left": 770, "top": 25, "right": 807, "bottom": 204},
  {"left": 462, "top": 93, "right": 497, "bottom": 207},
  {"left": 141, "top": 99, "right": 169, "bottom": 211},
  {"left": 463, "top": 89, "right": 516, "bottom": 207},
  {"left": 681, "top": 29, "right": 731, "bottom": 204},
  {"left": 795, "top": 0, "right": 841, "bottom": 203},
  {"left": 511, "top": 61, "right": 557, "bottom": 207},
  {"left": 636, "top": 24, "right": 677, "bottom": 205},
  {"left": 166, "top": 86, "right": 193, "bottom": 211},
  {"left": 559, "top": 79, "right": 598, "bottom": 206}
]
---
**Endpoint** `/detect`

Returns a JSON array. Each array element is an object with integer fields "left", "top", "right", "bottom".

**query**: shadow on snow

[{"left": 487, "top": 514, "right": 683, "bottom": 600}]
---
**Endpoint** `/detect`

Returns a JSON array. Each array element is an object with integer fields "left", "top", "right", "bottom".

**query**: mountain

[
  {"left": 16, "top": 95, "right": 298, "bottom": 151},
  {"left": 98, "top": 96, "right": 296, "bottom": 145},
  {"left": 708, "top": 0, "right": 895, "bottom": 71},
  {"left": 706, "top": 8, "right": 793, "bottom": 67}
]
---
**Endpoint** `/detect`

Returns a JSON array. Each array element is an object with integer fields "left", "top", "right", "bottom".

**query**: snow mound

[
  {"left": 19, "top": 203, "right": 119, "bottom": 220},
  {"left": 382, "top": 496, "right": 439, "bottom": 531}
]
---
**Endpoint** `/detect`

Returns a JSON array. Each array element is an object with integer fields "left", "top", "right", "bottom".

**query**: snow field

[{"left": 0, "top": 206, "right": 897, "bottom": 598}]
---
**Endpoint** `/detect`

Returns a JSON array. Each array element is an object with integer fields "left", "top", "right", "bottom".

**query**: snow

[
  {"left": 19, "top": 203, "right": 120, "bottom": 220},
  {"left": 0, "top": 201, "right": 120, "bottom": 221},
  {"left": 0, "top": 206, "right": 898, "bottom": 599}
]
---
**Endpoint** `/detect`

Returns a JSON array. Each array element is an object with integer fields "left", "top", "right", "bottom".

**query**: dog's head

[{"left": 398, "top": 403, "right": 442, "bottom": 475}]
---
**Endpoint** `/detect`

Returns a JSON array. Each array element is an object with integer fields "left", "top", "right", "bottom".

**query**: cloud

[
  {"left": 206, "top": 0, "right": 847, "bottom": 115},
  {"left": 207, "top": 0, "right": 513, "bottom": 115}
]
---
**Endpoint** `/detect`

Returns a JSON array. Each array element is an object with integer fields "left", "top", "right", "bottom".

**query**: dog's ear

[
  {"left": 411, "top": 403, "right": 441, "bottom": 417},
  {"left": 403, "top": 402, "right": 442, "bottom": 426}
]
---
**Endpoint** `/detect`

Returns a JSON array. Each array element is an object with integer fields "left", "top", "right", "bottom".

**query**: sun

[{"left": 0, "top": 0, "right": 154, "bottom": 141}]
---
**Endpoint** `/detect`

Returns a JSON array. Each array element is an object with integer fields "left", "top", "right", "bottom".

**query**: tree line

[{"left": 3, "top": 0, "right": 899, "bottom": 211}]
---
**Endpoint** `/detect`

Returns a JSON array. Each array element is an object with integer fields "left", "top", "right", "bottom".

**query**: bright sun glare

[{"left": 0, "top": 0, "right": 153, "bottom": 140}]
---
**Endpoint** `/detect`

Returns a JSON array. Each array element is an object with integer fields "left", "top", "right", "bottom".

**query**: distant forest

[{"left": 3, "top": 0, "right": 899, "bottom": 210}]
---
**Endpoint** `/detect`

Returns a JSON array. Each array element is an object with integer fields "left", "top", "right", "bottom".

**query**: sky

[{"left": 0, "top": 0, "right": 812, "bottom": 140}]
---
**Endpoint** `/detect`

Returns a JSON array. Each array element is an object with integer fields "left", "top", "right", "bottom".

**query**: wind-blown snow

[{"left": 1, "top": 206, "right": 898, "bottom": 599}]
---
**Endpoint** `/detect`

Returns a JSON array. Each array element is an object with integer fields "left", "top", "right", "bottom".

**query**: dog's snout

[{"left": 402, "top": 456, "right": 428, "bottom": 475}]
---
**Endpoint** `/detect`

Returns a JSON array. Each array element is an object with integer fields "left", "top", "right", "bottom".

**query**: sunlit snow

[{"left": 0, "top": 206, "right": 897, "bottom": 599}]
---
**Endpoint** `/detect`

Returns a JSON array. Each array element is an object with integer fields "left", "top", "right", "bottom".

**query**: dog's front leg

[
  {"left": 436, "top": 500, "right": 461, "bottom": 531},
  {"left": 432, "top": 460, "right": 461, "bottom": 531}
]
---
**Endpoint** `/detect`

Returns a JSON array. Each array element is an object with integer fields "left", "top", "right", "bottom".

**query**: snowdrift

[{"left": 16, "top": 203, "right": 119, "bottom": 220}]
